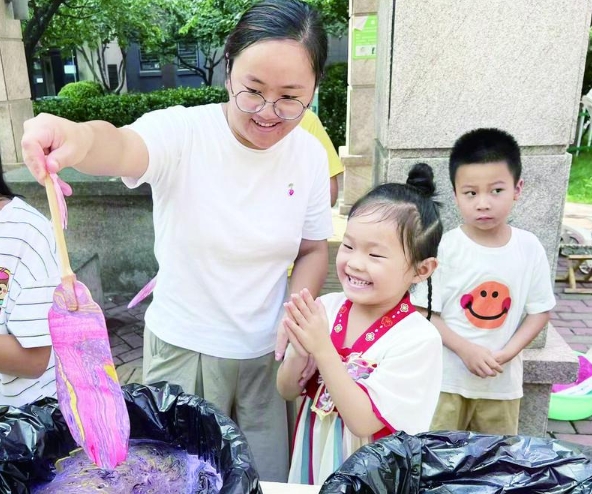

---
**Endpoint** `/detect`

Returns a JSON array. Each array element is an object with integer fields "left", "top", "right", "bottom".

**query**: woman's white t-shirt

[{"left": 124, "top": 104, "right": 333, "bottom": 359}]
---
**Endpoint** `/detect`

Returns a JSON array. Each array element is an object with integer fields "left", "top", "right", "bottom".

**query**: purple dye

[{"left": 32, "top": 439, "right": 222, "bottom": 494}]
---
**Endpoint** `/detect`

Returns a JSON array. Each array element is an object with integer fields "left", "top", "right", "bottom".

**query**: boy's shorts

[{"left": 430, "top": 392, "right": 521, "bottom": 435}]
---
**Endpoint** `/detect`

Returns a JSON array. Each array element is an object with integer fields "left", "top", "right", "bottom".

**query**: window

[
  {"left": 139, "top": 47, "right": 160, "bottom": 72},
  {"left": 177, "top": 43, "right": 198, "bottom": 71},
  {"left": 138, "top": 43, "right": 200, "bottom": 74},
  {"left": 107, "top": 64, "right": 119, "bottom": 90}
]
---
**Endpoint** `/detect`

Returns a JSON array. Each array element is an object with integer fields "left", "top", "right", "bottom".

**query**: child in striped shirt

[{"left": 0, "top": 160, "right": 58, "bottom": 406}]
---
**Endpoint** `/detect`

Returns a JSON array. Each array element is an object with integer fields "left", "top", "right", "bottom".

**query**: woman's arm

[
  {"left": 275, "top": 239, "right": 328, "bottom": 360},
  {"left": 289, "top": 239, "right": 329, "bottom": 296},
  {"left": 22, "top": 114, "right": 149, "bottom": 182},
  {"left": 277, "top": 342, "right": 309, "bottom": 401}
]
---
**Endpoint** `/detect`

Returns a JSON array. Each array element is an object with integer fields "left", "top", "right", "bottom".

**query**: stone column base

[
  {"left": 520, "top": 324, "right": 578, "bottom": 436},
  {"left": 339, "top": 151, "right": 373, "bottom": 215}
]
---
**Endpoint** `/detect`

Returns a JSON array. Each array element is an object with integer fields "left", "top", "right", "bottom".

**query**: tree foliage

[
  {"left": 35, "top": 0, "right": 161, "bottom": 94},
  {"left": 23, "top": 0, "right": 348, "bottom": 94},
  {"left": 152, "top": 0, "right": 252, "bottom": 86},
  {"left": 148, "top": 0, "right": 347, "bottom": 86},
  {"left": 582, "top": 27, "right": 592, "bottom": 96},
  {"left": 22, "top": 0, "right": 65, "bottom": 95},
  {"left": 306, "top": 0, "right": 349, "bottom": 37}
]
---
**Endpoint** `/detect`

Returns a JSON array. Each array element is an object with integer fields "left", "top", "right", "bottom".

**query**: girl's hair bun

[{"left": 406, "top": 162, "right": 436, "bottom": 197}]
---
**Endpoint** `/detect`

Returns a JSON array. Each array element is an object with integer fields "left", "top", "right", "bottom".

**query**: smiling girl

[{"left": 277, "top": 163, "right": 444, "bottom": 484}]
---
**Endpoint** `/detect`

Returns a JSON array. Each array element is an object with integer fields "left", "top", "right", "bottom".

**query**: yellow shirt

[
  {"left": 299, "top": 110, "right": 344, "bottom": 178},
  {"left": 288, "top": 111, "right": 342, "bottom": 277}
]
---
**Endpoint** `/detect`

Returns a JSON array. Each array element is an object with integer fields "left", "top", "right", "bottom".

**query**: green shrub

[
  {"left": 35, "top": 86, "right": 229, "bottom": 127},
  {"left": 58, "top": 80, "right": 104, "bottom": 100},
  {"left": 582, "top": 28, "right": 592, "bottom": 95},
  {"left": 319, "top": 62, "right": 347, "bottom": 151},
  {"left": 36, "top": 74, "right": 347, "bottom": 147}
]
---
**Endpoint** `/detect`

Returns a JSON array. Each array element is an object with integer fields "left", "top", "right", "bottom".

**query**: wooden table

[
  {"left": 556, "top": 246, "right": 592, "bottom": 294},
  {"left": 260, "top": 481, "right": 321, "bottom": 493}
]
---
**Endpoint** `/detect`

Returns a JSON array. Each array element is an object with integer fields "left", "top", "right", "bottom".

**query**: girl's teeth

[{"left": 349, "top": 276, "right": 371, "bottom": 286}]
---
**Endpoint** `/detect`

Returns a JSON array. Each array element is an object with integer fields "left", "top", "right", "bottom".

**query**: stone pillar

[
  {"left": 373, "top": 0, "right": 592, "bottom": 436},
  {"left": 0, "top": 2, "right": 33, "bottom": 168},
  {"left": 339, "top": 0, "right": 377, "bottom": 214}
]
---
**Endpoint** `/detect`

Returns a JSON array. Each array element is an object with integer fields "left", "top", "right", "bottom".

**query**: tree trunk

[
  {"left": 204, "top": 51, "right": 223, "bottom": 87},
  {"left": 23, "top": 0, "right": 66, "bottom": 98},
  {"left": 78, "top": 47, "right": 103, "bottom": 84},
  {"left": 114, "top": 49, "right": 127, "bottom": 95},
  {"left": 95, "top": 44, "right": 110, "bottom": 91},
  {"left": 177, "top": 56, "right": 207, "bottom": 84},
  {"left": 25, "top": 45, "right": 36, "bottom": 98}
]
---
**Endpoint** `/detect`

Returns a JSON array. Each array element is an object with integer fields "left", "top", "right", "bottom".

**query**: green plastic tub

[
  {"left": 548, "top": 393, "right": 592, "bottom": 421},
  {"left": 548, "top": 352, "right": 592, "bottom": 421}
]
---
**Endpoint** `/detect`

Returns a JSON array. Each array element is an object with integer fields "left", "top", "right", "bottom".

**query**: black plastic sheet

[
  {"left": 0, "top": 382, "right": 262, "bottom": 494},
  {"left": 321, "top": 431, "right": 592, "bottom": 493}
]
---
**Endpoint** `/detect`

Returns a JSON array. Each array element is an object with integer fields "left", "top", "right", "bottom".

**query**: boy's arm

[
  {"left": 0, "top": 335, "right": 51, "bottom": 379},
  {"left": 430, "top": 313, "right": 503, "bottom": 378},
  {"left": 493, "top": 312, "right": 550, "bottom": 365},
  {"left": 492, "top": 236, "right": 554, "bottom": 365}
]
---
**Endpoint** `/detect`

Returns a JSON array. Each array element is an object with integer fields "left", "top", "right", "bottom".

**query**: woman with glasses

[{"left": 22, "top": 0, "right": 331, "bottom": 482}]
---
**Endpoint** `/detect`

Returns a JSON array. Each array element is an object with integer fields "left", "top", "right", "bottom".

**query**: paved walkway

[{"left": 105, "top": 203, "right": 592, "bottom": 444}]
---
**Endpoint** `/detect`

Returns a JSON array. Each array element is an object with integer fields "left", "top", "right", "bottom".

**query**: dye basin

[{"left": 0, "top": 382, "right": 262, "bottom": 494}]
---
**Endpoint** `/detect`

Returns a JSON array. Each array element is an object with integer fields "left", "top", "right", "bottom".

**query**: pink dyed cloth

[
  {"left": 49, "top": 281, "right": 130, "bottom": 469},
  {"left": 48, "top": 172, "right": 72, "bottom": 229},
  {"left": 128, "top": 275, "right": 157, "bottom": 309},
  {"left": 551, "top": 355, "right": 592, "bottom": 394}
]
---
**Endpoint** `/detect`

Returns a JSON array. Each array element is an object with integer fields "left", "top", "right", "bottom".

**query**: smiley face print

[{"left": 460, "top": 280, "right": 511, "bottom": 330}]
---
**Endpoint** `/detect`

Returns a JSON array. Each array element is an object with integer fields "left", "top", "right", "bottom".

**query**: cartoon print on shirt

[
  {"left": 0, "top": 267, "right": 10, "bottom": 311},
  {"left": 460, "top": 280, "right": 512, "bottom": 330}
]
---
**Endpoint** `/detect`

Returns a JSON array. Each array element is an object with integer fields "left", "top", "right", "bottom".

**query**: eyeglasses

[{"left": 228, "top": 77, "right": 309, "bottom": 121}]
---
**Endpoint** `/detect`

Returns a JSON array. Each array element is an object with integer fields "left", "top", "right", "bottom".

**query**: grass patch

[{"left": 568, "top": 151, "right": 592, "bottom": 204}]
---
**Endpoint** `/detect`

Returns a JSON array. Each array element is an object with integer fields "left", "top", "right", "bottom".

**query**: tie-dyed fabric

[{"left": 49, "top": 280, "right": 130, "bottom": 469}]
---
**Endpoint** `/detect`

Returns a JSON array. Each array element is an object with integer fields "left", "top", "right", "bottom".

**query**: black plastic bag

[
  {"left": 0, "top": 382, "right": 262, "bottom": 494},
  {"left": 321, "top": 431, "right": 592, "bottom": 493},
  {"left": 0, "top": 398, "right": 77, "bottom": 494}
]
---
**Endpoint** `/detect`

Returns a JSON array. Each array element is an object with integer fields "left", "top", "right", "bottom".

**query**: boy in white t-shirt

[{"left": 428, "top": 128, "right": 555, "bottom": 435}]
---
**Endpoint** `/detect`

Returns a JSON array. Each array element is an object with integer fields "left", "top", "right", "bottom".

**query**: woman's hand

[
  {"left": 299, "top": 355, "right": 317, "bottom": 387},
  {"left": 22, "top": 113, "right": 94, "bottom": 183},
  {"left": 275, "top": 316, "right": 289, "bottom": 361}
]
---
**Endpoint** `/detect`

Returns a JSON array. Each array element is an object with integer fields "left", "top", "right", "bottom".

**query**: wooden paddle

[{"left": 45, "top": 174, "right": 130, "bottom": 470}]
